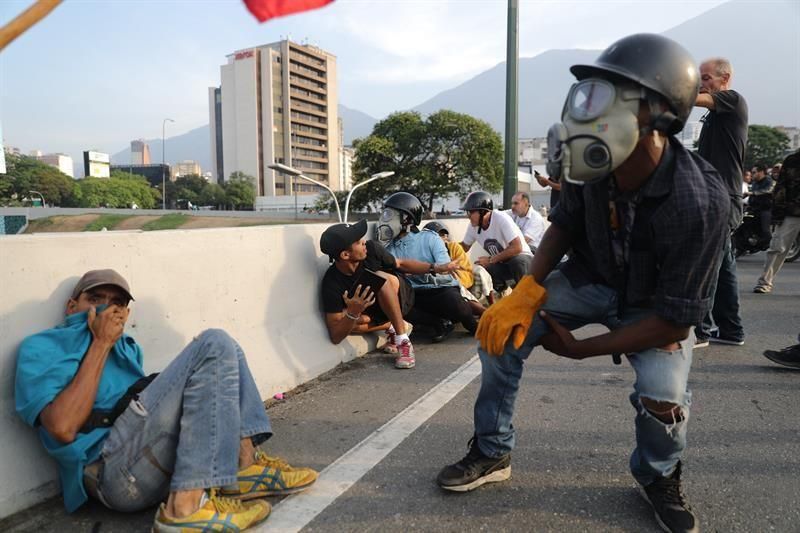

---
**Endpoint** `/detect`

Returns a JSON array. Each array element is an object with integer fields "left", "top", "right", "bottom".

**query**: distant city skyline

[{"left": 1, "top": 0, "right": 736, "bottom": 168}]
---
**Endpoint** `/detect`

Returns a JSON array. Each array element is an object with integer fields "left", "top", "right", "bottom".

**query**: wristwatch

[{"left": 429, "top": 263, "right": 436, "bottom": 274}]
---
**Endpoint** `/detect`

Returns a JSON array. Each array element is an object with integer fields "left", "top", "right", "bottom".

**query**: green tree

[
  {"left": 166, "top": 175, "right": 208, "bottom": 207},
  {"left": 0, "top": 153, "right": 78, "bottom": 206},
  {"left": 349, "top": 110, "right": 503, "bottom": 213},
  {"left": 745, "top": 125, "right": 790, "bottom": 169},
  {"left": 224, "top": 172, "right": 256, "bottom": 210},
  {"left": 75, "top": 170, "right": 160, "bottom": 209},
  {"left": 199, "top": 182, "right": 227, "bottom": 208}
]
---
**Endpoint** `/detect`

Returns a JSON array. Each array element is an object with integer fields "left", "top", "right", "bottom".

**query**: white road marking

[{"left": 258, "top": 354, "right": 482, "bottom": 532}]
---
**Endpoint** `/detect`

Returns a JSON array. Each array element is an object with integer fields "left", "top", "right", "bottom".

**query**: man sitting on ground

[
  {"left": 15, "top": 269, "right": 317, "bottom": 532},
  {"left": 505, "top": 191, "right": 546, "bottom": 250},
  {"left": 423, "top": 220, "right": 490, "bottom": 316},
  {"left": 378, "top": 192, "right": 476, "bottom": 344},
  {"left": 320, "top": 219, "right": 417, "bottom": 369},
  {"left": 460, "top": 191, "right": 534, "bottom": 292}
]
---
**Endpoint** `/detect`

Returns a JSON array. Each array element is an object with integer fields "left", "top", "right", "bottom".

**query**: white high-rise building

[
  {"left": 37, "top": 153, "right": 74, "bottom": 178},
  {"left": 209, "top": 39, "right": 339, "bottom": 209},
  {"left": 519, "top": 138, "right": 548, "bottom": 164}
]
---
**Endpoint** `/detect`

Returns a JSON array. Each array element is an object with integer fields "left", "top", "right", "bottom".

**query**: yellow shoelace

[
  {"left": 208, "top": 489, "right": 247, "bottom": 513},
  {"left": 254, "top": 451, "right": 291, "bottom": 471}
]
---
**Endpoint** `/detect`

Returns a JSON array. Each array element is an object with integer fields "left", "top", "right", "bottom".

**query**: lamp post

[
  {"left": 344, "top": 171, "right": 394, "bottom": 224},
  {"left": 29, "top": 190, "right": 45, "bottom": 207},
  {"left": 162, "top": 118, "right": 174, "bottom": 209},
  {"left": 269, "top": 164, "right": 395, "bottom": 223},
  {"left": 269, "top": 163, "right": 342, "bottom": 222}
]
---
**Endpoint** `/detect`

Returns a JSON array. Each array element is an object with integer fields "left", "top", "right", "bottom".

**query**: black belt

[{"left": 79, "top": 373, "right": 159, "bottom": 434}]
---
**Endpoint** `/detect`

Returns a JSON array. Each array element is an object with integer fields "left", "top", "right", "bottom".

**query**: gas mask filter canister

[
  {"left": 377, "top": 207, "right": 404, "bottom": 244},
  {"left": 546, "top": 78, "right": 646, "bottom": 185}
]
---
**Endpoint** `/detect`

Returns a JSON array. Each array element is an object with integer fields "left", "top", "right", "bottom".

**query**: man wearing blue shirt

[
  {"left": 15, "top": 269, "right": 317, "bottom": 532},
  {"left": 378, "top": 192, "right": 478, "bottom": 343}
]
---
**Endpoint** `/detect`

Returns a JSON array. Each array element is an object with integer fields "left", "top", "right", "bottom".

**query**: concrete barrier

[{"left": 0, "top": 217, "right": 473, "bottom": 517}]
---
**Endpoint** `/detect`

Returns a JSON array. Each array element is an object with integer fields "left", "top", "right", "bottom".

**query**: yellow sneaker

[
  {"left": 153, "top": 489, "right": 270, "bottom": 532},
  {"left": 221, "top": 450, "right": 318, "bottom": 499}
]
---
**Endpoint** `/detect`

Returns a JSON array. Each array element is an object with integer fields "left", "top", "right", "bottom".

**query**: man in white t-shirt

[
  {"left": 460, "top": 191, "right": 534, "bottom": 292},
  {"left": 505, "top": 191, "right": 546, "bottom": 250}
]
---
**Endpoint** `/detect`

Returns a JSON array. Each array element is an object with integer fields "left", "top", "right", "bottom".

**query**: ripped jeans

[
  {"left": 473, "top": 270, "right": 693, "bottom": 486},
  {"left": 95, "top": 329, "right": 273, "bottom": 512}
]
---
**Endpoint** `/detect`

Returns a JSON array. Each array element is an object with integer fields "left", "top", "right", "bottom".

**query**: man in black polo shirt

[
  {"left": 694, "top": 57, "right": 748, "bottom": 347},
  {"left": 437, "top": 34, "right": 728, "bottom": 533}
]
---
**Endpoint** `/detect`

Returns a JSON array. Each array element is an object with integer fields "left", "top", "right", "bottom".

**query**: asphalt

[{"left": 2, "top": 253, "right": 798, "bottom": 533}]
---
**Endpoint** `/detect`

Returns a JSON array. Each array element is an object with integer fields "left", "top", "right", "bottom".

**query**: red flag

[{"left": 244, "top": 0, "right": 334, "bottom": 23}]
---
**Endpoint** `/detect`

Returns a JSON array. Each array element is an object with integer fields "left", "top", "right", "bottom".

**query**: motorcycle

[{"left": 733, "top": 206, "right": 800, "bottom": 262}]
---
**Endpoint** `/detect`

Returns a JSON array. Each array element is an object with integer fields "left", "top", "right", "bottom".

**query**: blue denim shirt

[
  {"left": 385, "top": 230, "right": 458, "bottom": 290},
  {"left": 15, "top": 308, "right": 144, "bottom": 512}
]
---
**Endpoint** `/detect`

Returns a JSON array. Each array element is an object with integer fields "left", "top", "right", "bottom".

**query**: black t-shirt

[
  {"left": 696, "top": 89, "right": 748, "bottom": 230},
  {"left": 320, "top": 240, "right": 397, "bottom": 314}
]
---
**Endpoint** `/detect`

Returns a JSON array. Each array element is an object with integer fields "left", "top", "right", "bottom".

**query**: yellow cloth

[
  {"left": 475, "top": 275, "right": 547, "bottom": 355},
  {"left": 447, "top": 241, "right": 474, "bottom": 289}
]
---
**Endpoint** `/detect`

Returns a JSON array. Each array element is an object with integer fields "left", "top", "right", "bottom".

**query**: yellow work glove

[{"left": 475, "top": 275, "right": 547, "bottom": 356}]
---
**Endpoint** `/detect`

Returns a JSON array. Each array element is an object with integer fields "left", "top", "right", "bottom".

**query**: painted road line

[{"left": 258, "top": 354, "right": 482, "bottom": 532}]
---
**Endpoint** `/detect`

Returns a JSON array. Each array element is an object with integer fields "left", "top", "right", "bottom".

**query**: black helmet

[
  {"left": 570, "top": 33, "right": 698, "bottom": 134},
  {"left": 423, "top": 221, "right": 448, "bottom": 235},
  {"left": 462, "top": 191, "right": 493, "bottom": 212},
  {"left": 384, "top": 191, "right": 423, "bottom": 227}
]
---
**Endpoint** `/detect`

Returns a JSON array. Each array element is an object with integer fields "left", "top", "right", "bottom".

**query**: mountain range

[{"left": 111, "top": 0, "right": 799, "bottom": 175}]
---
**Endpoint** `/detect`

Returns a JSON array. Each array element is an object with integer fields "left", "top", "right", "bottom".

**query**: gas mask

[
  {"left": 546, "top": 78, "right": 647, "bottom": 185},
  {"left": 376, "top": 207, "right": 405, "bottom": 244}
]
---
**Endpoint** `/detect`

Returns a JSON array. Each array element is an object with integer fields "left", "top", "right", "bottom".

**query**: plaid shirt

[{"left": 549, "top": 138, "right": 729, "bottom": 326}]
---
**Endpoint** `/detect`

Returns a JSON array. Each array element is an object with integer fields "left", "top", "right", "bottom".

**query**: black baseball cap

[{"left": 320, "top": 219, "right": 368, "bottom": 260}]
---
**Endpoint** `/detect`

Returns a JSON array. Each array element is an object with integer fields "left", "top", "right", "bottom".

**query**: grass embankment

[
  {"left": 141, "top": 213, "right": 189, "bottom": 231},
  {"left": 84, "top": 214, "right": 133, "bottom": 231}
]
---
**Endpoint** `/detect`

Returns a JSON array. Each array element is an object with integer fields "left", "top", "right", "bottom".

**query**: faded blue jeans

[
  {"left": 474, "top": 271, "right": 694, "bottom": 486},
  {"left": 95, "top": 329, "right": 273, "bottom": 511}
]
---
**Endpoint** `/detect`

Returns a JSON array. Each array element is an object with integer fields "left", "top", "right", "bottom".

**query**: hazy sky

[{"left": 1, "top": 0, "right": 727, "bottom": 161}]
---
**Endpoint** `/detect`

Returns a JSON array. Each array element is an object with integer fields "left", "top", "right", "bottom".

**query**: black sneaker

[
  {"left": 638, "top": 462, "right": 698, "bottom": 533},
  {"left": 437, "top": 437, "right": 511, "bottom": 492},
  {"left": 431, "top": 320, "right": 455, "bottom": 343},
  {"left": 763, "top": 343, "right": 800, "bottom": 369}
]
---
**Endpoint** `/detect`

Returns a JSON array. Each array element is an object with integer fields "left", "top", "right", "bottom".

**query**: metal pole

[
  {"left": 503, "top": 0, "right": 519, "bottom": 209},
  {"left": 161, "top": 118, "right": 174, "bottom": 210},
  {"left": 294, "top": 177, "right": 298, "bottom": 219},
  {"left": 162, "top": 121, "right": 166, "bottom": 210}
]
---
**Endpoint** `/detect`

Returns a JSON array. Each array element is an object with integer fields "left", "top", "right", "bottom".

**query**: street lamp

[
  {"left": 344, "top": 171, "right": 394, "bottom": 224},
  {"left": 29, "top": 190, "right": 45, "bottom": 207},
  {"left": 268, "top": 164, "right": 395, "bottom": 223},
  {"left": 162, "top": 118, "right": 175, "bottom": 209},
  {"left": 269, "top": 163, "right": 343, "bottom": 222}
]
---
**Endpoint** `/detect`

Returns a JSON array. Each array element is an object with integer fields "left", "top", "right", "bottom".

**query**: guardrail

[{"left": 0, "top": 218, "right": 472, "bottom": 517}]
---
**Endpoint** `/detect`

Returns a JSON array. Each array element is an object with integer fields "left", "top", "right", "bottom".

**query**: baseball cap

[
  {"left": 70, "top": 269, "right": 135, "bottom": 302},
  {"left": 320, "top": 219, "right": 368, "bottom": 260}
]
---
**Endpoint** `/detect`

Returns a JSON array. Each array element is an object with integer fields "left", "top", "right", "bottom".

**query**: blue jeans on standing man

[
  {"left": 699, "top": 234, "right": 745, "bottom": 342},
  {"left": 473, "top": 270, "right": 694, "bottom": 487},
  {"left": 94, "top": 329, "right": 272, "bottom": 511}
]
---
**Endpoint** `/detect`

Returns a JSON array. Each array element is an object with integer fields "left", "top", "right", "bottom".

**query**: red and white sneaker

[
  {"left": 394, "top": 339, "right": 415, "bottom": 369},
  {"left": 383, "top": 322, "right": 412, "bottom": 354}
]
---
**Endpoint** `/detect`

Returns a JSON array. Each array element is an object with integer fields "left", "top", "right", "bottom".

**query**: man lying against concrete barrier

[
  {"left": 437, "top": 34, "right": 729, "bottom": 533},
  {"left": 320, "top": 219, "right": 458, "bottom": 369},
  {"left": 15, "top": 269, "right": 317, "bottom": 531}
]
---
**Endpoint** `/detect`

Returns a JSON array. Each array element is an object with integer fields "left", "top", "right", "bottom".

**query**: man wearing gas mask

[
  {"left": 437, "top": 34, "right": 729, "bottom": 533},
  {"left": 378, "top": 192, "right": 478, "bottom": 342}
]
